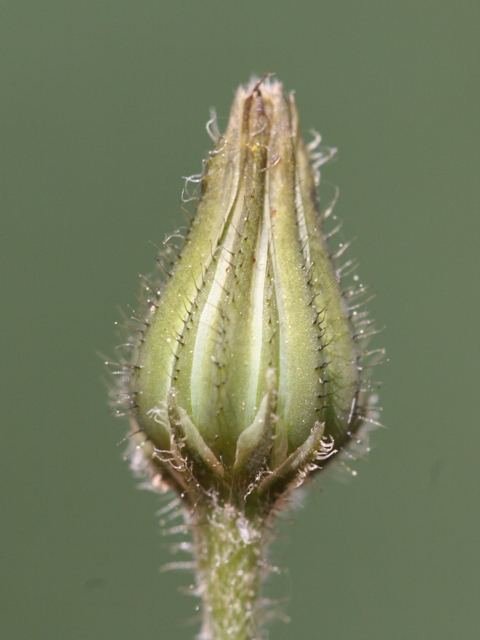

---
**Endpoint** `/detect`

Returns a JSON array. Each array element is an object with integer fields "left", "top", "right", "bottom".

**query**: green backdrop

[{"left": 2, "top": 2, "right": 479, "bottom": 638}]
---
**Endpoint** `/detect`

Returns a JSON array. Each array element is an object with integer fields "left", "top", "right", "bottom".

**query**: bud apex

[{"left": 119, "top": 78, "right": 373, "bottom": 509}]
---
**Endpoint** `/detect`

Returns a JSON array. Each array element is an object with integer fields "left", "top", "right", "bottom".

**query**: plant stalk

[{"left": 192, "top": 500, "right": 267, "bottom": 640}]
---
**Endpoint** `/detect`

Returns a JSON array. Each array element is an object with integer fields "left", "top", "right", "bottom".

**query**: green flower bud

[{"left": 117, "top": 78, "right": 373, "bottom": 508}]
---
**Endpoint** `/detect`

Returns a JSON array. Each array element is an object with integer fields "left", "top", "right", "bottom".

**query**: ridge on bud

[{"left": 114, "top": 78, "right": 376, "bottom": 509}]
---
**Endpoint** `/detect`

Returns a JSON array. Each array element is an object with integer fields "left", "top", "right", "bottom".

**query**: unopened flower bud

[{"left": 121, "top": 78, "right": 371, "bottom": 508}]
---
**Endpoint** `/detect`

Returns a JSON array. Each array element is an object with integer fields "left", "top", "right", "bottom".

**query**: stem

[{"left": 192, "top": 500, "right": 267, "bottom": 640}]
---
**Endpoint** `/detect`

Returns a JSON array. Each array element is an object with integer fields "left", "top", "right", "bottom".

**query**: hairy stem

[{"left": 192, "top": 501, "right": 267, "bottom": 640}]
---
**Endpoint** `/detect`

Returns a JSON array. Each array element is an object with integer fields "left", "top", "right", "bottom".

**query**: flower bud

[{"left": 121, "top": 78, "right": 370, "bottom": 506}]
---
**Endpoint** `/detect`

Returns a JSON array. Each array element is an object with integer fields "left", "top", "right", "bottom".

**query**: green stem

[{"left": 192, "top": 501, "right": 267, "bottom": 640}]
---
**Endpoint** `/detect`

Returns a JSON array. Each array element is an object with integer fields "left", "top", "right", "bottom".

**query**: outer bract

[{"left": 118, "top": 78, "right": 371, "bottom": 510}]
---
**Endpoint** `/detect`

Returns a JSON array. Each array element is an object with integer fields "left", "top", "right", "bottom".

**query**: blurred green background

[{"left": 2, "top": 1, "right": 479, "bottom": 638}]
